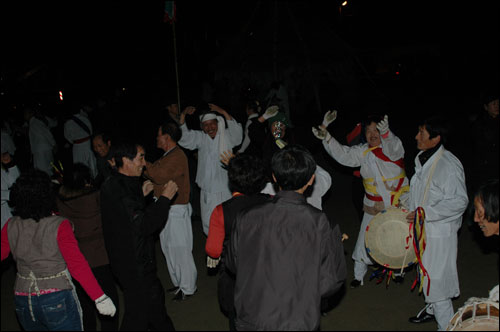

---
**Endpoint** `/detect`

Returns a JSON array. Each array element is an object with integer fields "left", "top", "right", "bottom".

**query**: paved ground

[{"left": 2, "top": 163, "right": 498, "bottom": 331}]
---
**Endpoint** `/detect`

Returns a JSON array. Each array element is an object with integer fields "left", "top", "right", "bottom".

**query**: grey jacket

[{"left": 226, "top": 190, "right": 346, "bottom": 331}]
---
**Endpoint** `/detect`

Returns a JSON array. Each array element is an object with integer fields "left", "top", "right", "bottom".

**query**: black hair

[
  {"left": 93, "top": 132, "right": 112, "bottom": 145},
  {"left": 160, "top": 121, "right": 182, "bottom": 143},
  {"left": 420, "top": 115, "right": 449, "bottom": 144},
  {"left": 9, "top": 169, "right": 56, "bottom": 222},
  {"left": 360, "top": 114, "right": 384, "bottom": 143},
  {"left": 245, "top": 100, "right": 261, "bottom": 114},
  {"left": 63, "top": 163, "right": 93, "bottom": 191},
  {"left": 271, "top": 144, "right": 316, "bottom": 191},
  {"left": 228, "top": 154, "right": 267, "bottom": 195},
  {"left": 112, "top": 140, "right": 142, "bottom": 169},
  {"left": 474, "top": 179, "right": 499, "bottom": 224}
]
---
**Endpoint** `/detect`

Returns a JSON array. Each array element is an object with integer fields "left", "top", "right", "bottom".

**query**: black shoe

[
  {"left": 393, "top": 276, "right": 404, "bottom": 284},
  {"left": 408, "top": 312, "right": 435, "bottom": 323},
  {"left": 172, "top": 290, "right": 195, "bottom": 302},
  {"left": 166, "top": 286, "right": 179, "bottom": 294},
  {"left": 350, "top": 279, "right": 362, "bottom": 288}
]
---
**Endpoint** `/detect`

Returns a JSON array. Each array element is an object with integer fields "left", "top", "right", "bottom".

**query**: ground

[{"left": 1, "top": 163, "right": 498, "bottom": 331}]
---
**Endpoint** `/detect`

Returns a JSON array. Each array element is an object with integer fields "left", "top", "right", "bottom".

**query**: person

[
  {"left": 248, "top": 107, "right": 293, "bottom": 173},
  {"left": 178, "top": 103, "right": 243, "bottom": 236},
  {"left": 100, "top": 140, "right": 177, "bottom": 330},
  {"left": 312, "top": 111, "right": 410, "bottom": 287},
  {"left": 405, "top": 115, "right": 469, "bottom": 331},
  {"left": 237, "top": 100, "right": 261, "bottom": 155},
  {"left": 24, "top": 106, "right": 58, "bottom": 176},
  {"left": 472, "top": 179, "right": 499, "bottom": 302},
  {"left": 468, "top": 93, "right": 499, "bottom": 193},
  {"left": 144, "top": 121, "right": 197, "bottom": 302},
  {"left": 264, "top": 80, "right": 293, "bottom": 128},
  {"left": 56, "top": 163, "right": 120, "bottom": 331},
  {"left": 225, "top": 145, "right": 347, "bottom": 331},
  {"left": 1, "top": 135, "right": 20, "bottom": 229},
  {"left": 92, "top": 132, "right": 115, "bottom": 188},
  {"left": 1, "top": 169, "right": 116, "bottom": 331},
  {"left": 64, "top": 104, "right": 97, "bottom": 178},
  {"left": 205, "top": 153, "right": 270, "bottom": 331}
]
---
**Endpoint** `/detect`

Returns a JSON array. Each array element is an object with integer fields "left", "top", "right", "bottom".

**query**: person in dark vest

[
  {"left": 225, "top": 145, "right": 346, "bottom": 331},
  {"left": 56, "top": 163, "right": 120, "bottom": 331},
  {"left": 1, "top": 169, "right": 116, "bottom": 331},
  {"left": 205, "top": 153, "right": 270, "bottom": 331}
]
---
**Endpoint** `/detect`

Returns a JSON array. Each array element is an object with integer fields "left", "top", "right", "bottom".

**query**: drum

[
  {"left": 365, "top": 207, "right": 416, "bottom": 269},
  {"left": 447, "top": 297, "right": 499, "bottom": 331}
]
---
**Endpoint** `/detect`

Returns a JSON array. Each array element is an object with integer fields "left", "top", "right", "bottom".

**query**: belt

[
  {"left": 365, "top": 193, "right": 383, "bottom": 201},
  {"left": 73, "top": 136, "right": 91, "bottom": 144}
]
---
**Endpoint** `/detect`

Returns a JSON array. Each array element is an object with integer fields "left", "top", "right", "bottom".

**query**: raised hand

[
  {"left": 312, "top": 126, "right": 331, "bottom": 141},
  {"left": 322, "top": 110, "right": 337, "bottom": 128},
  {"left": 262, "top": 105, "right": 279, "bottom": 120},
  {"left": 376, "top": 115, "right": 389, "bottom": 135},
  {"left": 220, "top": 150, "right": 235, "bottom": 166}
]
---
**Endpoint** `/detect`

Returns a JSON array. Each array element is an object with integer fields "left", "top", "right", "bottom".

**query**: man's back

[{"left": 227, "top": 190, "right": 346, "bottom": 331}]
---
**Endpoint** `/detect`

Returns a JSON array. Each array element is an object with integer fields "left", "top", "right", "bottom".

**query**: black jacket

[
  {"left": 100, "top": 172, "right": 172, "bottom": 287},
  {"left": 226, "top": 190, "right": 346, "bottom": 331}
]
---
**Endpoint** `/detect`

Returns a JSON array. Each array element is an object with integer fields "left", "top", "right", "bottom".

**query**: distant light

[
  {"left": 59, "top": 91, "right": 63, "bottom": 101},
  {"left": 122, "top": 88, "right": 126, "bottom": 91},
  {"left": 342, "top": 1, "right": 348, "bottom": 6},
  {"left": 395, "top": 71, "right": 400, "bottom": 75}
]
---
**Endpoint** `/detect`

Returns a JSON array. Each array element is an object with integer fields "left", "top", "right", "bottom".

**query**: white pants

[
  {"left": 200, "top": 189, "right": 232, "bottom": 236},
  {"left": 352, "top": 212, "right": 375, "bottom": 281},
  {"left": 425, "top": 300, "right": 454, "bottom": 331},
  {"left": 159, "top": 204, "right": 197, "bottom": 295},
  {"left": 33, "top": 149, "right": 54, "bottom": 176}
]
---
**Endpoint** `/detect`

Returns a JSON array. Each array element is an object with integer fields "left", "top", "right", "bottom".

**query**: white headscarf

[{"left": 200, "top": 113, "right": 227, "bottom": 156}]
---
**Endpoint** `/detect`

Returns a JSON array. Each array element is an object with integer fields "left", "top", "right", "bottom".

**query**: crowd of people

[{"left": 1, "top": 88, "right": 498, "bottom": 331}]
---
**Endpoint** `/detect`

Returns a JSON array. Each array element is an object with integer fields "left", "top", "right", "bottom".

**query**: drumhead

[
  {"left": 365, "top": 207, "right": 417, "bottom": 269},
  {"left": 447, "top": 298, "right": 499, "bottom": 331}
]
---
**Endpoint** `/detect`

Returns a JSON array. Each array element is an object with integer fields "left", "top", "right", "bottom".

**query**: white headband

[{"left": 199, "top": 113, "right": 218, "bottom": 123}]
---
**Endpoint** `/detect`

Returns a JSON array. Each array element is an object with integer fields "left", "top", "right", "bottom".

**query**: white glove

[
  {"left": 262, "top": 105, "right": 279, "bottom": 120},
  {"left": 312, "top": 126, "right": 331, "bottom": 141},
  {"left": 95, "top": 294, "right": 116, "bottom": 317},
  {"left": 376, "top": 115, "right": 389, "bottom": 135},
  {"left": 322, "top": 110, "right": 337, "bottom": 128},
  {"left": 207, "top": 256, "right": 221, "bottom": 268}
]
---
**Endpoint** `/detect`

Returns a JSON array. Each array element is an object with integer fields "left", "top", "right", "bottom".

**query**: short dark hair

[
  {"left": 112, "top": 140, "right": 142, "bottom": 169},
  {"left": 160, "top": 121, "right": 182, "bottom": 143},
  {"left": 93, "top": 132, "right": 112, "bottom": 145},
  {"left": 9, "top": 169, "right": 56, "bottom": 222},
  {"left": 474, "top": 179, "right": 499, "bottom": 224},
  {"left": 421, "top": 115, "right": 449, "bottom": 144},
  {"left": 63, "top": 163, "right": 93, "bottom": 191},
  {"left": 245, "top": 100, "right": 261, "bottom": 114},
  {"left": 228, "top": 154, "right": 267, "bottom": 195},
  {"left": 271, "top": 145, "right": 316, "bottom": 191}
]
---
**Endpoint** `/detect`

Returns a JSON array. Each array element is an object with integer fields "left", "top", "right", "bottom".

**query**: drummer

[
  {"left": 405, "top": 115, "right": 468, "bottom": 331},
  {"left": 472, "top": 179, "right": 499, "bottom": 301},
  {"left": 312, "top": 112, "right": 410, "bottom": 288}
]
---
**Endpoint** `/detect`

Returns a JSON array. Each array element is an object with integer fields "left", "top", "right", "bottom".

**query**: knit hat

[{"left": 267, "top": 112, "right": 289, "bottom": 128}]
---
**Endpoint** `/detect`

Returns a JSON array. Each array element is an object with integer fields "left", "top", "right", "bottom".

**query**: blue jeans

[{"left": 15, "top": 290, "right": 82, "bottom": 331}]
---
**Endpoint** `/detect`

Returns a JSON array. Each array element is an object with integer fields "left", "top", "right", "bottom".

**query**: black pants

[
  {"left": 75, "top": 264, "right": 120, "bottom": 331},
  {"left": 119, "top": 275, "right": 175, "bottom": 331}
]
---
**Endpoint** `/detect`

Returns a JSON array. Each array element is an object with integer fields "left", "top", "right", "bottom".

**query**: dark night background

[{"left": 1, "top": 1, "right": 499, "bottom": 166}]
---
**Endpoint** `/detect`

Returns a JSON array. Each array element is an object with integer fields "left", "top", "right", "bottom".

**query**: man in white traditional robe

[
  {"left": 24, "top": 108, "right": 58, "bottom": 176},
  {"left": 405, "top": 115, "right": 468, "bottom": 331},
  {"left": 178, "top": 104, "right": 243, "bottom": 236},
  {"left": 64, "top": 105, "right": 97, "bottom": 178}
]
